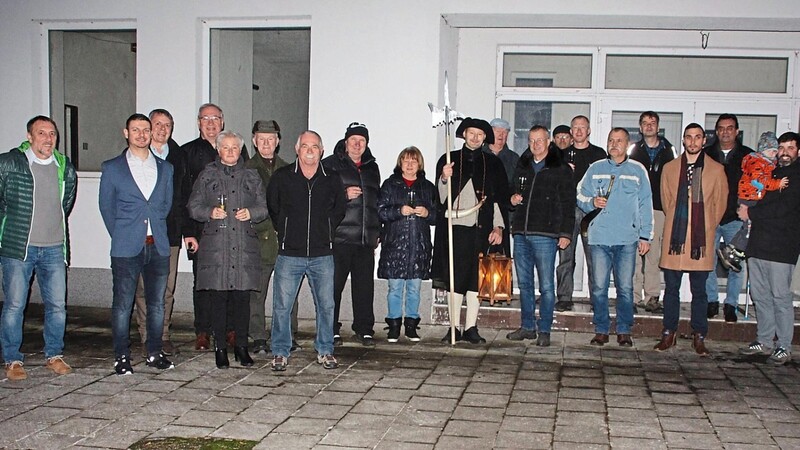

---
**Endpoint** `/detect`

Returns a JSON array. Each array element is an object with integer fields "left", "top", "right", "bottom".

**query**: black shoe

[
  {"left": 536, "top": 332, "right": 551, "bottom": 347},
  {"left": 333, "top": 334, "right": 343, "bottom": 347},
  {"left": 145, "top": 352, "right": 174, "bottom": 370},
  {"left": 723, "top": 304, "right": 738, "bottom": 323},
  {"left": 506, "top": 328, "right": 537, "bottom": 341},
  {"left": 462, "top": 326, "right": 486, "bottom": 344},
  {"left": 707, "top": 302, "right": 720, "bottom": 319},
  {"left": 385, "top": 318, "right": 402, "bottom": 343},
  {"left": 403, "top": 317, "right": 421, "bottom": 342},
  {"left": 114, "top": 355, "right": 133, "bottom": 376},
  {"left": 252, "top": 339, "right": 268, "bottom": 355},
  {"left": 215, "top": 348, "right": 229, "bottom": 369},
  {"left": 441, "top": 327, "right": 462, "bottom": 343},
  {"left": 352, "top": 334, "right": 376, "bottom": 347},
  {"left": 645, "top": 296, "right": 664, "bottom": 314},
  {"left": 717, "top": 245, "right": 744, "bottom": 273},
  {"left": 555, "top": 300, "right": 573, "bottom": 312},
  {"left": 291, "top": 340, "right": 302, "bottom": 352},
  {"left": 234, "top": 346, "right": 254, "bottom": 367}
]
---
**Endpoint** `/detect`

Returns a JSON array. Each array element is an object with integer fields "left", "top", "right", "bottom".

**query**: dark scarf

[{"left": 669, "top": 151, "right": 706, "bottom": 259}]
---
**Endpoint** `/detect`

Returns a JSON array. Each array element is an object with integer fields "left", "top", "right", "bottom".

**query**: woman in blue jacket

[{"left": 377, "top": 147, "right": 437, "bottom": 342}]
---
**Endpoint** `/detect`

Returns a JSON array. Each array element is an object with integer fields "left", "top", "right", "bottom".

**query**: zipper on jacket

[
  {"left": 281, "top": 217, "right": 288, "bottom": 250},
  {"left": 522, "top": 169, "right": 542, "bottom": 233}
]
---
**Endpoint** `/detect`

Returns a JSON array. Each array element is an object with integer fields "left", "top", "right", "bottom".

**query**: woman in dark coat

[
  {"left": 377, "top": 147, "right": 437, "bottom": 342},
  {"left": 188, "top": 130, "right": 268, "bottom": 368}
]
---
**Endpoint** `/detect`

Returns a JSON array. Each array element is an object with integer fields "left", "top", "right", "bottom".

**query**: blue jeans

[
  {"left": 589, "top": 243, "right": 637, "bottom": 335},
  {"left": 1, "top": 245, "right": 67, "bottom": 362},
  {"left": 706, "top": 221, "right": 745, "bottom": 307},
  {"left": 387, "top": 279, "right": 421, "bottom": 319},
  {"left": 664, "top": 269, "right": 709, "bottom": 335},
  {"left": 111, "top": 244, "right": 169, "bottom": 358},
  {"left": 514, "top": 235, "right": 558, "bottom": 333},
  {"left": 271, "top": 255, "right": 335, "bottom": 357}
]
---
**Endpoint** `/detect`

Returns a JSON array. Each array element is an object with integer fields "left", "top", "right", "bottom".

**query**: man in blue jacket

[
  {"left": 577, "top": 128, "right": 653, "bottom": 347},
  {"left": 99, "top": 113, "right": 174, "bottom": 375},
  {"left": 0, "top": 116, "right": 77, "bottom": 381}
]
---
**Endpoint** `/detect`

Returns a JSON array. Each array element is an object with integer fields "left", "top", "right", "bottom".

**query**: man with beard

[
  {"left": 738, "top": 132, "right": 800, "bottom": 365},
  {"left": 182, "top": 103, "right": 248, "bottom": 350},
  {"left": 133, "top": 108, "right": 189, "bottom": 357},
  {"left": 433, "top": 117, "right": 510, "bottom": 344},
  {"left": 550, "top": 124, "right": 573, "bottom": 154},
  {"left": 655, "top": 123, "right": 727, "bottom": 356}
]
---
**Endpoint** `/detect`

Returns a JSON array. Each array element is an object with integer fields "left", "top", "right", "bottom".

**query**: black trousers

[
  {"left": 210, "top": 290, "right": 250, "bottom": 348},
  {"left": 332, "top": 243, "right": 375, "bottom": 336},
  {"left": 192, "top": 259, "right": 234, "bottom": 335}
]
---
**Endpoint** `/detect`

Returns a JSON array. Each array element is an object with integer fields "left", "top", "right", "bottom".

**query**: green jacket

[
  {"left": 245, "top": 153, "right": 288, "bottom": 264},
  {"left": 0, "top": 144, "right": 78, "bottom": 263}
]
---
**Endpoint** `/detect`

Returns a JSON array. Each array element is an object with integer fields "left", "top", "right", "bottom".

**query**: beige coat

[{"left": 659, "top": 154, "right": 728, "bottom": 271}]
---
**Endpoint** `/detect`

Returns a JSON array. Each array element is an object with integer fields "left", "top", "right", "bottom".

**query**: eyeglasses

[{"left": 200, "top": 115, "right": 222, "bottom": 122}]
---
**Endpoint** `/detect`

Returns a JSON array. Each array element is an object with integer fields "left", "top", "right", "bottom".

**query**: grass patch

[{"left": 130, "top": 437, "right": 257, "bottom": 450}]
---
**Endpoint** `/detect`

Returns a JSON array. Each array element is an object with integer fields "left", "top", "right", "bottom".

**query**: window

[
  {"left": 501, "top": 100, "right": 590, "bottom": 152},
  {"left": 606, "top": 55, "right": 788, "bottom": 93},
  {"left": 502, "top": 53, "right": 592, "bottom": 88}
]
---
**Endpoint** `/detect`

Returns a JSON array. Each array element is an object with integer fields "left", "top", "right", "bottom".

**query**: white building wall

[{"left": 2, "top": 0, "right": 800, "bottom": 310}]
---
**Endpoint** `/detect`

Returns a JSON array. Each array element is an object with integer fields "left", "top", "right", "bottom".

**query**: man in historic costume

[{"left": 432, "top": 117, "right": 510, "bottom": 344}]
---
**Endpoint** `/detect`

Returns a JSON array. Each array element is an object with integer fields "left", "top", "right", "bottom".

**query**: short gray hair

[
  {"left": 198, "top": 102, "right": 223, "bottom": 119},
  {"left": 216, "top": 130, "right": 243, "bottom": 149}
]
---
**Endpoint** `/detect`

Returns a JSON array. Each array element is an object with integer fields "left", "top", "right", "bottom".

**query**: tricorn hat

[{"left": 456, "top": 117, "right": 495, "bottom": 145}]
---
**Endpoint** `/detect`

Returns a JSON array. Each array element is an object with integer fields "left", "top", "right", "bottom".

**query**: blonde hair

[{"left": 396, "top": 146, "right": 424, "bottom": 173}]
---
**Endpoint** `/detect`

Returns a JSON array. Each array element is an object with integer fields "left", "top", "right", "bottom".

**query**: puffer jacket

[
  {"left": 0, "top": 144, "right": 77, "bottom": 263},
  {"left": 244, "top": 153, "right": 289, "bottom": 264},
  {"left": 187, "top": 158, "right": 267, "bottom": 291},
  {"left": 322, "top": 140, "right": 381, "bottom": 248},
  {"left": 377, "top": 170, "right": 437, "bottom": 280},
  {"left": 509, "top": 148, "right": 575, "bottom": 239}
]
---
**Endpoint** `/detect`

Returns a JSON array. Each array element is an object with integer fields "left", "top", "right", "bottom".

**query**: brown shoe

[
  {"left": 692, "top": 333, "right": 710, "bottom": 356},
  {"left": 195, "top": 333, "right": 210, "bottom": 351},
  {"left": 5, "top": 361, "right": 27, "bottom": 380},
  {"left": 653, "top": 329, "right": 677, "bottom": 351},
  {"left": 590, "top": 333, "right": 609, "bottom": 346},
  {"left": 617, "top": 334, "right": 633, "bottom": 347},
  {"left": 226, "top": 330, "right": 236, "bottom": 348},
  {"left": 45, "top": 356, "right": 72, "bottom": 375}
]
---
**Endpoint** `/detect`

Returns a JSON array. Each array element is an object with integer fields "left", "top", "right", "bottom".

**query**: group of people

[{"left": 1, "top": 107, "right": 798, "bottom": 381}]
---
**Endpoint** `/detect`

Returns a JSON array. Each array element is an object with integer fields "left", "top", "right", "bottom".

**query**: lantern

[{"left": 477, "top": 252, "right": 513, "bottom": 305}]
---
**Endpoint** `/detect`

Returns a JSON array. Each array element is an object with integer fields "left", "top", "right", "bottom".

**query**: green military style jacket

[{"left": 245, "top": 153, "right": 289, "bottom": 264}]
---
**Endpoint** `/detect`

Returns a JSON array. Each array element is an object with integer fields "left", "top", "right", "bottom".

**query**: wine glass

[
  {"left": 516, "top": 176, "right": 528, "bottom": 205},
  {"left": 407, "top": 191, "right": 417, "bottom": 220},
  {"left": 217, "top": 194, "right": 227, "bottom": 229}
]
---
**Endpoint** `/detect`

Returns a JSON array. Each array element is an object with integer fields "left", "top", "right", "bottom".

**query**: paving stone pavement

[{"left": 0, "top": 306, "right": 799, "bottom": 449}]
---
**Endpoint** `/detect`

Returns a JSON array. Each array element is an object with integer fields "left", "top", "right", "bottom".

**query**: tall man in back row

[
  {"left": 630, "top": 111, "right": 676, "bottom": 314},
  {"left": 0, "top": 116, "right": 77, "bottom": 381},
  {"left": 555, "top": 115, "right": 606, "bottom": 311},
  {"left": 704, "top": 113, "right": 753, "bottom": 323}
]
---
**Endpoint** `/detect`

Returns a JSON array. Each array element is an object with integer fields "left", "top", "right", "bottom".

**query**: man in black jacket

[
  {"left": 267, "top": 131, "right": 346, "bottom": 371},
  {"left": 182, "top": 103, "right": 248, "bottom": 350},
  {"left": 322, "top": 123, "right": 381, "bottom": 346},
  {"left": 133, "top": 109, "right": 192, "bottom": 357},
  {"left": 555, "top": 115, "right": 606, "bottom": 312},
  {"left": 506, "top": 126, "right": 575, "bottom": 347},
  {"left": 629, "top": 111, "right": 675, "bottom": 314},
  {"left": 737, "top": 132, "right": 800, "bottom": 365},
  {"left": 704, "top": 114, "right": 753, "bottom": 323}
]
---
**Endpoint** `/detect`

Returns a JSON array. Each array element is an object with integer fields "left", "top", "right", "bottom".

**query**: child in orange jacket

[{"left": 718, "top": 131, "right": 788, "bottom": 272}]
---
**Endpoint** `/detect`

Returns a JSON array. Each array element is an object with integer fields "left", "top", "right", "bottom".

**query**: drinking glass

[{"left": 218, "top": 194, "right": 227, "bottom": 229}]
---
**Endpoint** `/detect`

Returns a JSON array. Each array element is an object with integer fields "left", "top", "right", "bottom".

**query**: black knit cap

[
  {"left": 456, "top": 117, "right": 495, "bottom": 145},
  {"left": 553, "top": 124, "right": 571, "bottom": 136},
  {"left": 344, "top": 122, "right": 369, "bottom": 144}
]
